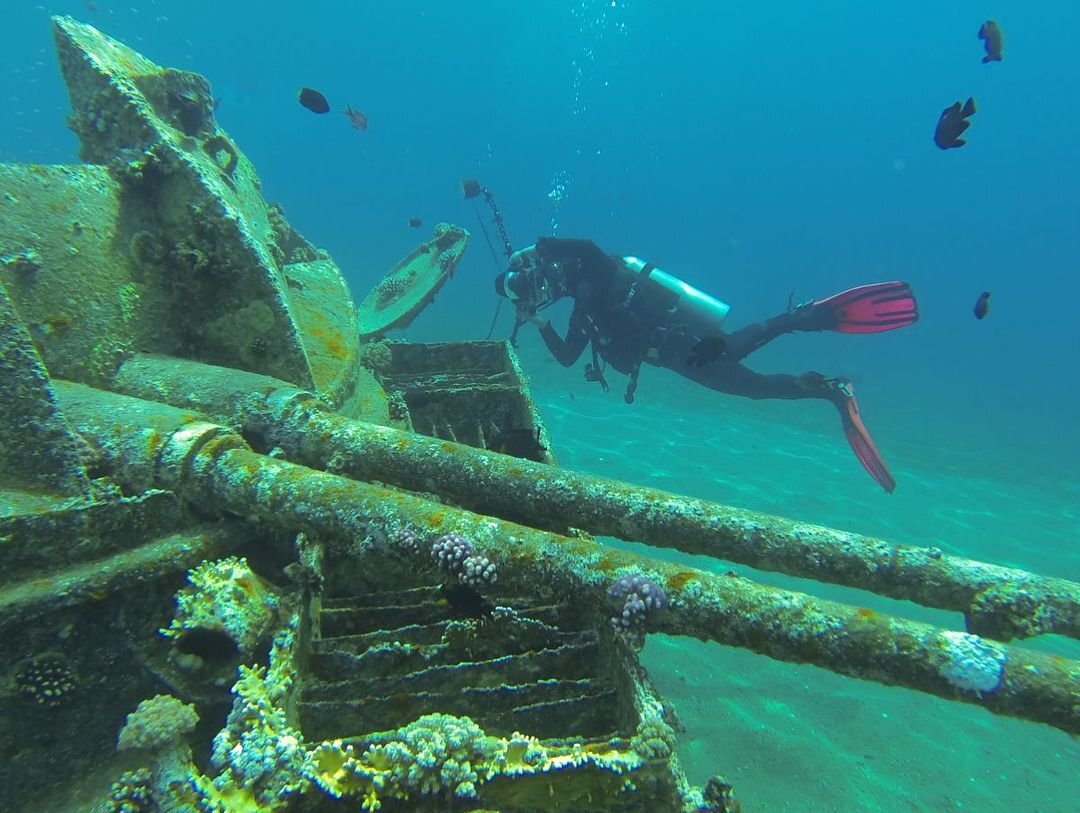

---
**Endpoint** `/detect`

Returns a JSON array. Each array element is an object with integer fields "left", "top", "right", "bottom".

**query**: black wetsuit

[{"left": 531, "top": 236, "right": 839, "bottom": 405}]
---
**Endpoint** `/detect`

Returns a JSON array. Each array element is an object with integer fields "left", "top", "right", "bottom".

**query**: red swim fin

[
  {"left": 832, "top": 380, "right": 896, "bottom": 493},
  {"left": 814, "top": 281, "right": 919, "bottom": 334}
]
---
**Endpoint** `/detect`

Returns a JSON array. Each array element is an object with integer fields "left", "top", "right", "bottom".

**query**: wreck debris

[{"left": 52, "top": 381, "right": 1080, "bottom": 736}]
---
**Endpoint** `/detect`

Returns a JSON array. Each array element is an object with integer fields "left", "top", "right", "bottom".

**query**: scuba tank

[{"left": 621, "top": 256, "right": 731, "bottom": 329}]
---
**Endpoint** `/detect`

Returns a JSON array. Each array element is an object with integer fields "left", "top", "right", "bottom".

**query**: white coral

[{"left": 939, "top": 630, "right": 1007, "bottom": 694}]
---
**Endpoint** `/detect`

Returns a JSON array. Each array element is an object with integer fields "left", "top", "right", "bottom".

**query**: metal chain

[{"left": 482, "top": 187, "right": 514, "bottom": 260}]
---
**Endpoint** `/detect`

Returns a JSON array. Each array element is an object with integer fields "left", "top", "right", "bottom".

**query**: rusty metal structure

[{"left": 1, "top": 16, "right": 1078, "bottom": 813}]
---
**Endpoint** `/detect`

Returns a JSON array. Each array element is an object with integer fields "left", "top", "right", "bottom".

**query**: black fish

[
  {"left": 408, "top": 217, "right": 423, "bottom": 228},
  {"left": 934, "top": 97, "right": 976, "bottom": 150},
  {"left": 440, "top": 584, "right": 494, "bottom": 619},
  {"left": 979, "top": 21, "right": 1004, "bottom": 63},
  {"left": 973, "top": 291, "right": 991, "bottom": 319},
  {"left": 490, "top": 426, "right": 546, "bottom": 462},
  {"left": 687, "top": 335, "right": 726, "bottom": 367},
  {"left": 298, "top": 87, "right": 330, "bottom": 114}
]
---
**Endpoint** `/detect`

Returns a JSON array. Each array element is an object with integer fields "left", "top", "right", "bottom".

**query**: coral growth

[
  {"left": 459, "top": 554, "right": 498, "bottom": 587},
  {"left": 204, "top": 663, "right": 308, "bottom": 808},
  {"left": 608, "top": 574, "right": 668, "bottom": 633},
  {"left": 390, "top": 525, "right": 426, "bottom": 557},
  {"left": 938, "top": 630, "right": 1007, "bottom": 695},
  {"left": 15, "top": 654, "right": 76, "bottom": 707},
  {"left": 431, "top": 533, "right": 474, "bottom": 576},
  {"left": 198, "top": 625, "right": 307, "bottom": 809},
  {"left": 160, "top": 556, "right": 279, "bottom": 657},
  {"left": 358, "top": 339, "right": 392, "bottom": 373},
  {"left": 117, "top": 694, "right": 199, "bottom": 752},
  {"left": 105, "top": 768, "right": 154, "bottom": 813},
  {"left": 111, "top": 694, "right": 199, "bottom": 813},
  {"left": 392, "top": 526, "right": 499, "bottom": 589},
  {"left": 373, "top": 273, "right": 413, "bottom": 307},
  {"left": 363, "top": 712, "right": 496, "bottom": 799},
  {"left": 306, "top": 714, "right": 644, "bottom": 811}
]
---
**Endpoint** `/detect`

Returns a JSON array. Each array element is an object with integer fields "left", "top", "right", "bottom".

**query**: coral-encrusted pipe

[
  {"left": 111, "top": 354, "right": 1080, "bottom": 643},
  {"left": 56, "top": 380, "right": 1080, "bottom": 736}
]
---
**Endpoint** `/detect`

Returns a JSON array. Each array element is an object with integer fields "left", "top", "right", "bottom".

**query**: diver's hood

[
  {"left": 509, "top": 244, "right": 540, "bottom": 273},
  {"left": 495, "top": 244, "right": 560, "bottom": 311}
]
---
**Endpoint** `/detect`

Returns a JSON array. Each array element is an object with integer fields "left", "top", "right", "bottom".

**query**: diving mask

[{"left": 497, "top": 245, "right": 560, "bottom": 312}]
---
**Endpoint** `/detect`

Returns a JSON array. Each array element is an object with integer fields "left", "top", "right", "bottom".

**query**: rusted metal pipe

[
  {"left": 112, "top": 355, "right": 1080, "bottom": 642},
  {"left": 55, "top": 380, "right": 1080, "bottom": 736}
]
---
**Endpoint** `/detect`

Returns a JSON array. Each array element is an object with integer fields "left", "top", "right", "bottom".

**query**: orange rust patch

[
  {"left": 309, "top": 325, "right": 352, "bottom": 361},
  {"left": 665, "top": 570, "right": 699, "bottom": 592},
  {"left": 855, "top": 607, "right": 878, "bottom": 620},
  {"left": 323, "top": 332, "right": 347, "bottom": 360},
  {"left": 556, "top": 540, "right": 596, "bottom": 558},
  {"left": 595, "top": 555, "right": 620, "bottom": 573},
  {"left": 234, "top": 575, "right": 261, "bottom": 597},
  {"left": 145, "top": 429, "right": 164, "bottom": 455}
]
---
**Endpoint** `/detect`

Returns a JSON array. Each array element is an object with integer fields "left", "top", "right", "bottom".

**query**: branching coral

[
  {"left": 305, "top": 714, "right": 644, "bottom": 810},
  {"left": 306, "top": 713, "right": 497, "bottom": 809},
  {"left": 204, "top": 628, "right": 308, "bottom": 809}
]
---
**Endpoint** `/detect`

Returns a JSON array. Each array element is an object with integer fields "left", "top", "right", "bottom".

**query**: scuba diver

[{"left": 493, "top": 236, "right": 919, "bottom": 493}]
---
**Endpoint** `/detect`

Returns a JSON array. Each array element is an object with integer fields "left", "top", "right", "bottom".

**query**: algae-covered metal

[{"left": 357, "top": 223, "right": 470, "bottom": 339}]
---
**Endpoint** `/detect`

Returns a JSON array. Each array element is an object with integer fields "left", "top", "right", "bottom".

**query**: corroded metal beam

[
  {"left": 54, "top": 380, "right": 1080, "bottom": 736},
  {"left": 112, "top": 354, "right": 1080, "bottom": 643}
]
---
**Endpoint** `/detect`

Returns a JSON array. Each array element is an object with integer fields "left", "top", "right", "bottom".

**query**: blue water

[{"left": 3, "top": 1, "right": 1079, "bottom": 810}]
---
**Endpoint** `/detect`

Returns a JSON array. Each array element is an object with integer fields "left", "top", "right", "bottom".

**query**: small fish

[
  {"left": 343, "top": 105, "right": 368, "bottom": 131},
  {"left": 440, "top": 584, "right": 494, "bottom": 619},
  {"left": 298, "top": 87, "right": 330, "bottom": 114},
  {"left": 408, "top": 217, "right": 423, "bottom": 228},
  {"left": 973, "top": 291, "right": 991, "bottom": 319},
  {"left": 490, "top": 426, "right": 547, "bottom": 462},
  {"left": 934, "top": 97, "right": 976, "bottom": 150},
  {"left": 978, "top": 20, "right": 1004, "bottom": 63},
  {"left": 687, "top": 335, "right": 726, "bottom": 367}
]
